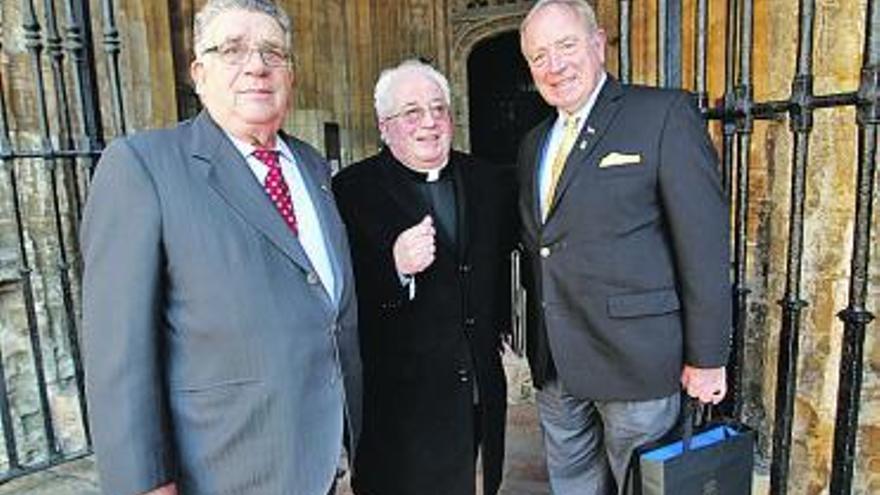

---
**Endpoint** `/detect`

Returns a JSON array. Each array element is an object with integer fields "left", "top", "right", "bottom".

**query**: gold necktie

[{"left": 544, "top": 116, "right": 580, "bottom": 219}]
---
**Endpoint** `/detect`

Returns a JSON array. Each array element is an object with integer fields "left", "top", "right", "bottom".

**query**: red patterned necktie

[{"left": 253, "top": 148, "right": 298, "bottom": 235}]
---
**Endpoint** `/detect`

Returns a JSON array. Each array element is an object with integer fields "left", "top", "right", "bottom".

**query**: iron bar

[
  {"left": 658, "top": 0, "right": 682, "bottom": 88},
  {"left": 63, "top": 0, "right": 104, "bottom": 182},
  {"left": 705, "top": 92, "right": 860, "bottom": 119},
  {"left": 829, "top": 0, "right": 879, "bottom": 492},
  {"left": 694, "top": 0, "right": 709, "bottom": 111},
  {"left": 721, "top": 0, "right": 738, "bottom": 200},
  {"left": 718, "top": 0, "right": 739, "bottom": 420},
  {"left": 0, "top": 449, "right": 91, "bottom": 484},
  {"left": 510, "top": 249, "right": 526, "bottom": 356},
  {"left": 0, "top": 345, "right": 20, "bottom": 471},
  {"left": 43, "top": 0, "right": 91, "bottom": 447},
  {"left": 21, "top": 0, "right": 61, "bottom": 461},
  {"left": 0, "top": 41, "right": 23, "bottom": 473},
  {"left": 0, "top": 150, "right": 101, "bottom": 160},
  {"left": 730, "top": 0, "right": 754, "bottom": 420},
  {"left": 42, "top": 0, "right": 82, "bottom": 220},
  {"left": 619, "top": 0, "right": 631, "bottom": 83},
  {"left": 770, "top": 1, "right": 815, "bottom": 493},
  {"left": 100, "top": 0, "right": 126, "bottom": 135},
  {"left": 46, "top": 159, "right": 91, "bottom": 447}
]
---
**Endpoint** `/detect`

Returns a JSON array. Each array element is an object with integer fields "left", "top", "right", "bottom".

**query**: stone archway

[{"left": 448, "top": 6, "right": 530, "bottom": 151}]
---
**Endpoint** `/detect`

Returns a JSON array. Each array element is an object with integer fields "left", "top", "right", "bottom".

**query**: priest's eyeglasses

[
  {"left": 202, "top": 42, "right": 290, "bottom": 68},
  {"left": 384, "top": 103, "right": 450, "bottom": 125}
]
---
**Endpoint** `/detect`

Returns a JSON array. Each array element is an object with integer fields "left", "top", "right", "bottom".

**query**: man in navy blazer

[
  {"left": 517, "top": 1, "right": 732, "bottom": 493},
  {"left": 81, "top": 1, "right": 360, "bottom": 494}
]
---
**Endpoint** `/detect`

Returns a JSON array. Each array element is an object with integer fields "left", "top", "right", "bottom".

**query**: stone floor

[
  {"left": 0, "top": 390, "right": 770, "bottom": 495},
  {"left": 0, "top": 403, "right": 550, "bottom": 495}
]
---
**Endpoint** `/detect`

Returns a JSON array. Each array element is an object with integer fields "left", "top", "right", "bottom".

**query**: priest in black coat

[{"left": 332, "top": 59, "right": 518, "bottom": 495}]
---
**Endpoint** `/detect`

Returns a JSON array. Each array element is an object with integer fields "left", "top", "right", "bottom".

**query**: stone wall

[
  {"left": 0, "top": 0, "right": 877, "bottom": 492},
  {"left": 0, "top": 0, "right": 91, "bottom": 468}
]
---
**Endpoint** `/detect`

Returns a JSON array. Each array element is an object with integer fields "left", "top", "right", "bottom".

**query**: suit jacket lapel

[
  {"left": 521, "top": 117, "right": 554, "bottom": 233},
  {"left": 283, "top": 132, "right": 346, "bottom": 308},
  {"left": 546, "top": 78, "right": 625, "bottom": 220},
  {"left": 189, "top": 112, "right": 316, "bottom": 275}
]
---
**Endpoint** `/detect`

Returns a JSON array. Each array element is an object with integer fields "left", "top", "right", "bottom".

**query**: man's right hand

[
  {"left": 144, "top": 482, "right": 177, "bottom": 495},
  {"left": 393, "top": 215, "right": 436, "bottom": 275}
]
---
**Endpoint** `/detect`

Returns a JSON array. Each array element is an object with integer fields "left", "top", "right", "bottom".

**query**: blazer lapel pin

[{"left": 579, "top": 126, "right": 596, "bottom": 150}]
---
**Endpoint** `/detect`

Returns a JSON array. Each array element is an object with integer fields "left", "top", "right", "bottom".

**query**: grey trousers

[{"left": 535, "top": 379, "right": 680, "bottom": 495}]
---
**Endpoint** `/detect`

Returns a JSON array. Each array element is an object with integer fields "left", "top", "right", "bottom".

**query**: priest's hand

[
  {"left": 393, "top": 215, "right": 436, "bottom": 275},
  {"left": 143, "top": 483, "right": 177, "bottom": 495}
]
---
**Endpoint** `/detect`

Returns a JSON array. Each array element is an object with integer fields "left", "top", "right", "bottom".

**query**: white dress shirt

[{"left": 226, "top": 133, "right": 337, "bottom": 303}]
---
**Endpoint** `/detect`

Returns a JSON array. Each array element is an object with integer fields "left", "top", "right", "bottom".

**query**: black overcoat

[{"left": 333, "top": 149, "right": 518, "bottom": 495}]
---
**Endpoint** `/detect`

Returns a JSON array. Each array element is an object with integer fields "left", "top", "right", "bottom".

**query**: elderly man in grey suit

[
  {"left": 80, "top": 1, "right": 361, "bottom": 494},
  {"left": 517, "top": 1, "right": 731, "bottom": 494}
]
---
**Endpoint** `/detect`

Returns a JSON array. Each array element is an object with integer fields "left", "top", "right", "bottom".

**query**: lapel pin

[
  {"left": 579, "top": 140, "right": 587, "bottom": 150},
  {"left": 586, "top": 126, "right": 596, "bottom": 134}
]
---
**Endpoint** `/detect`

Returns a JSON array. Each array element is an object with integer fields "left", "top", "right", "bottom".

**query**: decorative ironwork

[
  {"left": 0, "top": 0, "right": 873, "bottom": 491},
  {"left": 616, "top": 0, "right": 876, "bottom": 490},
  {"left": 0, "top": 0, "right": 115, "bottom": 482},
  {"left": 769, "top": 3, "right": 815, "bottom": 494},
  {"left": 829, "top": 1, "right": 879, "bottom": 493}
]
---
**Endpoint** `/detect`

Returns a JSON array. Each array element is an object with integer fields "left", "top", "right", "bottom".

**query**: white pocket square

[{"left": 599, "top": 152, "right": 642, "bottom": 168}]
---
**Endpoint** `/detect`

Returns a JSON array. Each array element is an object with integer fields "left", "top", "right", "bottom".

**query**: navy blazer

[{"left": 518, "top": 77, "right": 732, "bottom": 401}]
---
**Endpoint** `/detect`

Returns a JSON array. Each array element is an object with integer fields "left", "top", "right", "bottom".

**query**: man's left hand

[{"left": 681, "top": 365, "right": 726, "bottom": 404}]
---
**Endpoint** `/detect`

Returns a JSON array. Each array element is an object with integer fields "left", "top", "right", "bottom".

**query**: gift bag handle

[{"left": 681, "top": 399, "right": 720, "bottom": 453}]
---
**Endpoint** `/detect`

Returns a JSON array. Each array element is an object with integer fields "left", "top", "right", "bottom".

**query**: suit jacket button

[
  {"left": 307, "top": 272, "right": 319, "bottom": 285},
  {"left": 457, "top": 369, "right": 469, "bottom": 383},
  {"left": 464, "top": 317, "right": 476, "bottom": 327},
  {"left": 459, "top": 264, "right": 471, "bottom": 273},
  {"left": 540, "top": 247, "right": 551, "bottom": 258}
]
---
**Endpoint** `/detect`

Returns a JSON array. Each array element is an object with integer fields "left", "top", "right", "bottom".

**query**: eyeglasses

[
  {"left": 202, "top": 42, "right": 290, "bottom": 68},
  {"left": 384, "top": 103, "right": 450, "bottom": 125},
  {"left": 527, "top": 36, "right": 582, "bottom": 70}
]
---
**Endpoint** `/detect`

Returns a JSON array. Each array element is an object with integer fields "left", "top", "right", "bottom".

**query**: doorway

[{"left": 467, "top": 30, "right": 552, "bottom": 167}]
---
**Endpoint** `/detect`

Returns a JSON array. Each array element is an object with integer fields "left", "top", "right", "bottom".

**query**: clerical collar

[{"left": 384, "top": 147, "right": 451, "bottom": 183}]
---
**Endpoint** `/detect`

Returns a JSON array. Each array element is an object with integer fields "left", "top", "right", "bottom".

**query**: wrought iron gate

[
  {"left": 0, "top": 0, "right": 876, "bottom": 493},
  {"left": 0, "top": 0, "right": 125, "bottom": 483},
  {"left": 614, "top": 1, "right": 877, "bottom": 493}
]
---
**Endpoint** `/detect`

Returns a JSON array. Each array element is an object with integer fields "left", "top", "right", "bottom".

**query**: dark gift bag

[{"left": 631, "top": 400, "right": 755, "bottom": 495}]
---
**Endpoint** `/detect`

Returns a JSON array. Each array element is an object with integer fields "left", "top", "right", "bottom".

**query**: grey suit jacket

[
  {"left": 81, "top": 111, "right": 362, "bottom": 495},
  {"left": 518, "top": 77, "right": 731, "bottom": 401}
]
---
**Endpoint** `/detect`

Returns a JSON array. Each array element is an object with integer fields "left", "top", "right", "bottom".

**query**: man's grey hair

[
  {"left": 520, "top": 0, "right": 599, "bottom": 38},
  {"left": 374, "top": 59, "right": 452, "bottom": 120},
  {"left": 193, "top": 0, "right": 292, "bottom": 56}
]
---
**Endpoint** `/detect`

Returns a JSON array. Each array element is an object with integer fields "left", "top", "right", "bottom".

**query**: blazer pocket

[
  {"left": 171, "top": 377, "right": 261, "bottom": 394},
  {"left": 607, "top": 289, "right": 680, "bottom": 318}
]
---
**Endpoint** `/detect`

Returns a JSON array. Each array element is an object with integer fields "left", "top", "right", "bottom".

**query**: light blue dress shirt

[{"left": 539, "top": 72, "right": 608, "bottom": 220}]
